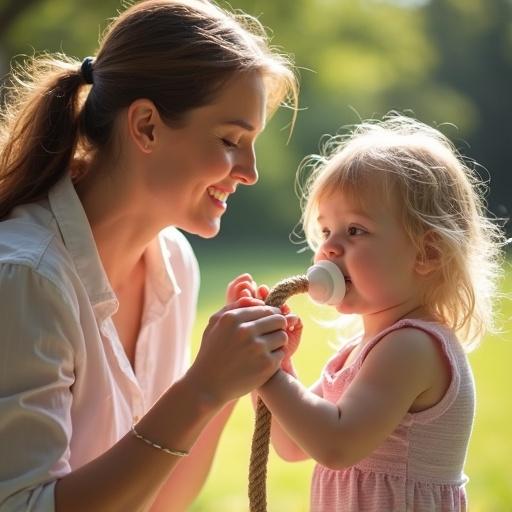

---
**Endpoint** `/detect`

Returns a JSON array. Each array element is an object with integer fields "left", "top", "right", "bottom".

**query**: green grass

[{"left": 187, "top": 244, "right": 512, "bottom": 511}]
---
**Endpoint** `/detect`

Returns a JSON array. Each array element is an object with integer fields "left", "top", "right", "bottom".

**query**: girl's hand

[
  {"left": 282, "top": 314, "right": 303, "bottom": 374},
  {"left": 189, "top": 297, "right": 288, "bottom": 406},
  {"left": 257, "top": 286, "right": 302, "bottom": 372},
  {"left": 224, "top": 275, "right": 301, "bottom": 372},
  {"left": 226, "top": 273, "right": 268, "bottom": 303}
]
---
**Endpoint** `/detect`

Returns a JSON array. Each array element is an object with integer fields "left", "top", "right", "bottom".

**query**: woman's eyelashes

[{"left": 220, "top": 137, "right": 239, "bottom": 149}]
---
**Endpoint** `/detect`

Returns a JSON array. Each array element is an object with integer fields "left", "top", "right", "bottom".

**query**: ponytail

[
  {"left": 0, "top": 56, "right": 85, "bottom": 219},
  {"left": 1, "top": 1, "right": 297, "bottom": 220}
]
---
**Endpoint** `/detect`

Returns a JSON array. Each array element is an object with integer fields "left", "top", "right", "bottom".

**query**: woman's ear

[
  {"left": 415, "top": 230, "right": 442, "bottom": 276},
  {"left": 126, "top": 99, "right": 161, "bottom": 154}
]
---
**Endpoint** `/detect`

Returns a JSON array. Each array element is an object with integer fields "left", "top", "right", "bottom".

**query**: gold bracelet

[{"left": 131, "top": 426, "right": 189, "bottom": 457}]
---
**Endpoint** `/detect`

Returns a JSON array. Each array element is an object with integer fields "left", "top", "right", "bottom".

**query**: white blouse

[{"left": 0, "top": 175, "right": 200, "bottom": 511}]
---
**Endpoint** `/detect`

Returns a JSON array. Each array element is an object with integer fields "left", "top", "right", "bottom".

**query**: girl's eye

[
  {"left": 348, "top": 226, "right": 365, "bottom": 236},
  {"left": 321, "top": 228, "right": 330, "bottom": 239},
  {"left": 221, "top": 138, "right": 238, "bottom": 149}
]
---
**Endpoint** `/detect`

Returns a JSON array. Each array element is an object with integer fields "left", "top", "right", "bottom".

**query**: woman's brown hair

[{"left": 0, "top": 0, "right": 297, "bottom": 219}]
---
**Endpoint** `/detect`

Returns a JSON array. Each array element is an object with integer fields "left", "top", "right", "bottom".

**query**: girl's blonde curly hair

[{"left": 298, "top": 114, "right": 507, "bottom": 349}]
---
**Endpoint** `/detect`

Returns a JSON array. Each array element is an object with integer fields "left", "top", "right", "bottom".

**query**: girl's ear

[
  {"left": 126, "top": 98, "right": 161, "bottom": 154},
  {"left": 415, "top": 230, "right": 442, "bottom": 276}
]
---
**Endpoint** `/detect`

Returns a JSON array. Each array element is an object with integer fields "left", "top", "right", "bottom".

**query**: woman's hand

[
  {"left": 188, "top": 297, "right": 288, "bottom": 406},
  {"left": 225, "top": 274, "right": 303, "bottom": 373},
  {"left": 255, "top": 284, "right": 303, "bottom": 373}
]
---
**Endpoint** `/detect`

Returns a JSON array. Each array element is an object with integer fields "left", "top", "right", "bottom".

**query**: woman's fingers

[
  {"left": 263, "top": 333, "right": 288, "bottom": 354},
  {"left": 193, "top": 301, "right": 290, "bottom": 404},
  {"left": 216, "top": 303, "right": 282, "bottom": 323},
  {"left": 203, "top": 297, "right": 264, "bottom": 337}
]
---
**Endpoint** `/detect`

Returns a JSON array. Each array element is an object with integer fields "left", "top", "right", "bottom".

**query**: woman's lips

[
  {"left": 207, "top": 186, "right": 229, "bottom": 203},
  {"left": 207, "top": 186, "right": 229, "bottom": 210}
]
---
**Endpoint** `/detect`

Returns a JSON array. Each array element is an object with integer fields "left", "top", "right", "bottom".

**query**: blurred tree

[
  {"left": 0, "top": 0, "right": 40, "bottom": 37},
  {"left": 1, "top": 0, "right": 510, "bottom": 246},
  {"left": 218, "top": 0, "right": 498, "bottom": 245},
  {"left": 423, "top": 0, "right": 512, "bottom": 227}
]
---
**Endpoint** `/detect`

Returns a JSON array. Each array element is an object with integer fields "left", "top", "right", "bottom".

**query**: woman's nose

[{"left": 231, "top": 147, "right": 259, "bottom": 185}]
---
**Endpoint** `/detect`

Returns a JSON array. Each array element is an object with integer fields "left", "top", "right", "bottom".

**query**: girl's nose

[{"left": 320, "top": 238, "right": 344, "bottom": 259}]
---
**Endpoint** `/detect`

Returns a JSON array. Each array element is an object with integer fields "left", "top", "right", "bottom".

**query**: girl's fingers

[
  {"left": 285, "top": 314, "right": 301, "bottom": 330},
  {"left": 223, "top": 296, "right": 265, "bottom": 311},
  {"left": 226, "top": 276, "right": 258, "bottom": 302},
  {"left": 280, "top": 303, "right": 291, "bottom": 315},
  {"left": 256, "top": 285, "right": 269, "bottom": 301},
  {"left": 238, "top": 288, "right": 253, "bottom": 298},
  {"left": 228, "top": 273, "right": 253, "bottom": 286},
  {"left": 233, "top": 280, "right": 257, "bottom": 297}
]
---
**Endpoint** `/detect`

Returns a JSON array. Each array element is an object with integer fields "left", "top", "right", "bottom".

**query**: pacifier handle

[{"left": 306, "top": 260, "right": 346, "bottom": 306}]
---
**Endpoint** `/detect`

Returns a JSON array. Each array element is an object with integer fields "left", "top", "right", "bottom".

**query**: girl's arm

[
  {"left": 263, "top": 377, "right": 324, "bottom": 462},
  {"left": 258, "top": 327, "right": 449, "bottom": 469}
]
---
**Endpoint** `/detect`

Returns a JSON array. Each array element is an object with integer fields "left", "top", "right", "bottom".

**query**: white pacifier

[{"left": 306, "top": 260, "right": 346, "bottom": 305}]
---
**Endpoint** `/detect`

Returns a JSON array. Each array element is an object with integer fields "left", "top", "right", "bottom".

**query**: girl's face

[
  {"left": 143, "top": 71, "right": 267, "bottom": 238},
  {"left": 314, "top": 182, "right": 424, "bottom": 323}
]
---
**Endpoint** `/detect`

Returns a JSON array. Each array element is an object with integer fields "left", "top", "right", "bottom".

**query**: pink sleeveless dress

[{"left": 311, "top": 319, "right": 475, "bottom": 512}]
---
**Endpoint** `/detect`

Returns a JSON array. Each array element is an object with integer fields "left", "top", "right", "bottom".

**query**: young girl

[
  {"left": 0, "top": 1, "right": 297, "bottom": 511},
  {"left": 236, "top": 115, "right": 506, "bottom": 511}
]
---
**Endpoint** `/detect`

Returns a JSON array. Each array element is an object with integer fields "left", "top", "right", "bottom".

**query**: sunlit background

[{"left": 1, "top": 0, "right": 511, "bottom": 510}]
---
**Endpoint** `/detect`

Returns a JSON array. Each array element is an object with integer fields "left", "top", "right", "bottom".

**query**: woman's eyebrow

[{"left": 221, "top": 119, "right": 257, "bottom": 131}]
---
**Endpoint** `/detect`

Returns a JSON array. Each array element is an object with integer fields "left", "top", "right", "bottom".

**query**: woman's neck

[{"left": 74, "top": 158, "right": 158, "bottom": 291}]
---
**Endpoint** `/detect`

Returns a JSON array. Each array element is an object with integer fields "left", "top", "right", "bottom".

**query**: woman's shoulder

[
  {"left": 0, "top": 215, "right": 79, "bottom": 304},
  {"left": 0, "top": 217, "right": 55, "bottom": 265}
]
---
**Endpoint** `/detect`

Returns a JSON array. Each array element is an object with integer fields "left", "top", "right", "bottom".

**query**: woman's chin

[{"left": 193, "top": 220, "right": 222, "bottom": 239}]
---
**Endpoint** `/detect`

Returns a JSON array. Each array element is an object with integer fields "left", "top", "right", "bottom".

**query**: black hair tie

[{"left": 81, "top": 57, "right": 95, "bottom": 85}]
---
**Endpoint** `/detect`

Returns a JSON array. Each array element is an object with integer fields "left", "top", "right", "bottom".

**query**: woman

[{"left": 0, "top": 1, "right": 297, "bottom": 510}]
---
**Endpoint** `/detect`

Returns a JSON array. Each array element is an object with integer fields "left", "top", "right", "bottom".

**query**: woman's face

[{"left": 143, "top": 71, "right": 267, "bottom": 238}]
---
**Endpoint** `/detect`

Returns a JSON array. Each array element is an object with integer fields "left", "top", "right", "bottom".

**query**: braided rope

[{"left": 248, "top": 275, "right": 309, "bottom": 512}]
